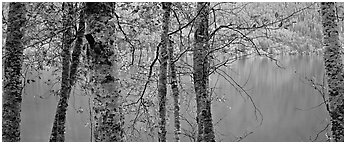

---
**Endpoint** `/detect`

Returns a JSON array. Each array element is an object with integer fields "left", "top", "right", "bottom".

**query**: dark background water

[{"left": 20, "top": 55, "right": 329, "bottom": 142}]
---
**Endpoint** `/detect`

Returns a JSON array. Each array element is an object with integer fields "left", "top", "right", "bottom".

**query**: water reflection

[
  {"left": 211, "top": 55, "right": 328, "bottom": 142},
  {"left": 20, "top": 55, "right": 329, "bottom": 142}
]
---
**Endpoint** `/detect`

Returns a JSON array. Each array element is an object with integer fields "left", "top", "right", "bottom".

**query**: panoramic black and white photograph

[{"left": 2, "top": 2, "right": 344, "bottom": 142}]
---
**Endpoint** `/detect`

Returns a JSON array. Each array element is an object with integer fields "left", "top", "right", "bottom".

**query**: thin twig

[
  {"left": 310, "top": 123, "right": 330, "bottom": 142},
  {"left": 216, "top": 68, "right": 263, "bottom": 125},
  {"left": 168, "top": 3, "right": 207, "bottom": 36},
  {"left": 114, "top": 12, "right": 137, "bottom": 66}
]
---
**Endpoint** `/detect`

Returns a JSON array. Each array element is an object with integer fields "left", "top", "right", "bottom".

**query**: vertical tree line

[
  {"left": 2, "top": 2, "right": 26, "bottom": 142},
  {"left": 193, "top": 2, "right": 215, "bottom": 142},
  {"left": 158, "top": 2, "right": 171, "bottom": 142},
  {"left": 84, "top": 2, "right": 124, "bottom": 141},
  {"left": 169, "top": 26, "right": 181, "bottom": 142},
  {"left": 320, "top": 2, "right": 344, "bottom": 142},
  {"left": 49, "top": 2, "right": 73, "bottom": 141},
  {"left": 49, "top": 2, "right": 86, "bottom": 141}
]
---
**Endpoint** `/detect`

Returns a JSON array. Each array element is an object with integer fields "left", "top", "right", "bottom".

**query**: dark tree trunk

[
  {"left": 193, "top": 2, "right": 215, "bottom": 142},
  {"left": 49, "top": 2, "right": 74, "bottom": 142},
  {"left": 2, "top": 2, "right": 26, "bottom": 142},
  {"left": 158, "top": 2, "right": 171, "bottom": 142},
  {"left": 68, "top": 2, "right": 85, "bottom": 91},
  {"left": 168, "top": 35, "right": 181, "bottom": 142},
  {"left": 320, "top": 2, "right": 344, "bottom": 142},
  {"left": 85, "top": 2, "right": 125, "bottom": 141}
]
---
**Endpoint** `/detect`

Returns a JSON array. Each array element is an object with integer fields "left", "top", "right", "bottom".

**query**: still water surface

[{"left": 20, "top": 55, "right": 328, "bottom": 142}]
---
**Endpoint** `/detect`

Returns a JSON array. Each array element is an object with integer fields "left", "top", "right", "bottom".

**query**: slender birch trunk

[
  {"left": 49, "top": 2, "right": 73, "bottom": 142},
  {"left": 68, "top": 2, "right": 85, "bottom": 93},
  {"left": 158, "top": 2, "right": 171, "bottom": 142},
  {"left": 2, "top": 2, "right": 26, "bottom": 142},
  {"left": 193, "top": 2, "right": 215, "bottom": 142},
  {"left": 168, "top": 36, "right": 181, "bottom": 142},
  {"left": 320, "top": 2, "right": 344, "bottom": 142}
]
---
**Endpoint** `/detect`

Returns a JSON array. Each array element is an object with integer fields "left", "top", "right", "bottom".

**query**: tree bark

[
  {"left": 85, "top": 2, "right": 124, "bottom": 142},
  {"left": 320, "top": 2, "right": 344, "bottom": 142},
  {"left": 68, "top": 2, "right": 85, "bottom": 92},
  {"left": 158, "top": 2, "right": 171, "bottom": 142},
  {"left": 2, "top": 2, "right": 26, "bottom": 142},
  {"left": 193, "top": 2, "right": 215, "bottom": 142},
  {"left": 168, "top": 36, "right": 181, "bottom": 142},
  {"left": 49, "top": 2, "right": 73, "bottom": 142}
]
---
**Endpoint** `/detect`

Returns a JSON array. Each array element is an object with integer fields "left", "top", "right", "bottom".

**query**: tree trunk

[
  {"left": 68, "top": 2, "right": 85, "bottom": 92},
  {"left": 2, "top": 2, "right": 26, "bottom": 142},
  {"left": 168, "top": 35, "right": 181, "bottom": 142},
  {"left": 320, "top": 2, "right": 344, "bottom": 142},
  {"left": 158, "top": 2, "right": 171, "bottom": 142},
  {"left": 85, "top": 2, "right": 124, "bottom": 142},
  {"left": 193, "top": 2, "right": 215, "bottom": 142},
  {"left": 49, "top": 2, "right": 73, "bottom": 142}
]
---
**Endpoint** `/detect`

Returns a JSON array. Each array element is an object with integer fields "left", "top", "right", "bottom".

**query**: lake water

[
  {"left": 209, "top": 55, "right": 328, "bottom": 142},
  {"left": 20, "top": 55, "right": 329, "bottom": 142}
]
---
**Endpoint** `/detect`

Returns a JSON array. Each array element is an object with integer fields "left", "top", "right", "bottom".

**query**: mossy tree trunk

[
  {"left": 49, "top": 2, "right": 74, "bottom": 142},
  {"left": 2, "top": 2, "right": 26, "bottom": 142},
  {"left": 158, "top": 2, "right": 171, "bottom": 142},
  {"left": 85, "top": 2, "right": 125, "bottom": 141},
  {"left": 68, "top": 2, "right": 85, "bottom": 94},
  {"left": 50, "top": 2, "right": 85, "bottom": 141},
  {"left": 193, "top": 2, "right": 215, "bottom": 142},
  {"left": 320, "top": 2, "right": 344, "bottom": 142},
  {"left": 168, "top": 28, "right": 181, "bottom": 142}
]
